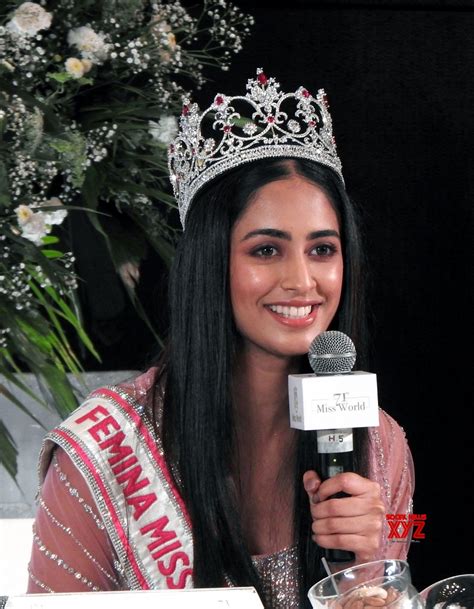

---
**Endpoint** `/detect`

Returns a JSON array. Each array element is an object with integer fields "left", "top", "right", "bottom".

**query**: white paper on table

[{"left": 5, "top": 587, "right": 264, "bottom": 609}]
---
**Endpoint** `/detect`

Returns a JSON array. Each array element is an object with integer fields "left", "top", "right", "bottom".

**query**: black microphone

[
  {"left": 309, "top": 331, "right": 356, "bottom": 563},
  {"left": 288, "top": 330, "right": 379, "bottom": 564}
]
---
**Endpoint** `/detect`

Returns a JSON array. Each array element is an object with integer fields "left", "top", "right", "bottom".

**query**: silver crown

[{"left": 168, "top": 68, "right": 344, "bottom": 228}]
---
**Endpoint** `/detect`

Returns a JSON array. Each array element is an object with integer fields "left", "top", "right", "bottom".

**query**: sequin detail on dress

[
  {"left": 31, "top": 532, "right": 101, "bottom": 591},
  {"left": 27, "top": 566, "right": 54, "bottom": 593},
  {"left": 37, "top": 494, "right": 119, "bottom": 586},
  {"left": 52, "top": 454, "right": 105, "bottom": 530},
  {"left": 252, "top": 545, "right": 301, "bottom": 609}
]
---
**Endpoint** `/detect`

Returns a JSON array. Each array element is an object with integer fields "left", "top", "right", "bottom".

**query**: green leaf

[
  {"left": 129, "top": 213, "right": 175, "bottom": 268},
  {"left": 40, "top": 249, "right": 64, "bottom": 259},
  {"left": 2, "top": 358, "right": 79, "bottom": 419},
  {"left": 47, "top": 71, "right": 73, "bottom": 84},
  {"left": 0, "top": 420, "right": 18, "bottom": 481},
  {"left": 82, "top": 166, "right": 107, "bottom": 234},
  {"left": 122, "top": 280, "right": 163, "bottom": 348},
  {"left": 26, "top": 281, "right": 83, "bottom": 371},
  {"left": 48, "top": 138, "right": 76, "bottom": 154},
  {"left": 0, "top": 160, "right": 10, "bottom": 207},
  {"left": 43, "top": 286, "right": 100, "bottom": 361},
  {"left": 16, "top": 317, "right": 56, "bottom": 355},
  {"left": 40, "top": 236, "right": 60, "bottom": 245},
  {"left": 37, "top": 364, "right": 80, "bottom": 417},
  {"left": 102, "top": 217, "right": 147, "bottom": 268},
  {"left": 48, "top": 132, "right": 88, "bottom": 188},
  {"left": 0, "top": 381, "right": 46, "bottom": 429},
  {"left": 145, "top": 232, "right": 175, "bottom": 269}
]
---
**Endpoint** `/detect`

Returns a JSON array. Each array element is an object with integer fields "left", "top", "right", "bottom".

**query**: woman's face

[{"left": 229, "top": 174, "right": 343, "bottom": 360}]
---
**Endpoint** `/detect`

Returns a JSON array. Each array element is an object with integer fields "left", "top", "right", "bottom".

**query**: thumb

[{"left": 303, "top": 470, "right": 322, "bottom": 503}]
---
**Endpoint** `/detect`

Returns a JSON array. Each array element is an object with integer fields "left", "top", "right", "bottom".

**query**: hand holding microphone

[
  {"left": 303, "top": 469, "right": 385, "bottom": 565},
  {"left": 288, "top": 331, "right": 382, "bottom": 564}
]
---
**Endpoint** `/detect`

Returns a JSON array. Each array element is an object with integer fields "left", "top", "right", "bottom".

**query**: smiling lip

[{"left": 264, "top": 302, "right": 321, "bottom": 328}]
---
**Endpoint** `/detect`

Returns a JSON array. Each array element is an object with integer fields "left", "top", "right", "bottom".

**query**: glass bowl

[
  {"left": 420, "top": 574, "right": 474, "bottom": 609},
  {"left": 308, "top": 559, "right": 424, "bottom": 609}
]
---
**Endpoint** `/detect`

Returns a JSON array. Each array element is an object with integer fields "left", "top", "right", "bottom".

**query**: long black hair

[{"left": 159, "top": 158, "right": 370, "bottom": 604}]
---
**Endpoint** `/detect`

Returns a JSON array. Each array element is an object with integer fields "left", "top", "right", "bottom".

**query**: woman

[{"left": 27, "top": 70, "right": 414, "bottom": 608}]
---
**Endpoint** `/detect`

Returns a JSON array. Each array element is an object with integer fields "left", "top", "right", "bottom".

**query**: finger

[
  {"left": 311, "top": 513, "right": 384, "bottom": 537},
  {"left": 311, "top": 532, "right": 381, "bottom": 562},
  {"left": 316, "top": 472, "right": 381, "bottom": 502},
  {"left": 303, "top": 470, "right": 322, "bottom": 503},
  {"left": 312, "top": 496, "right": 386, "bottom": 520}
]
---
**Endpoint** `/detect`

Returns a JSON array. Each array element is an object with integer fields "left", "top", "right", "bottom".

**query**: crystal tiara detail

[{"left": 168, "top": 68, "right": 344, "bottom": 227}]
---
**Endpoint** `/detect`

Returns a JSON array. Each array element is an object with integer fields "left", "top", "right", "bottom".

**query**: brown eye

[
  {"left": 253, "top": 245, "right": 278, "bottom": 257},
  {"left": 312, "top": 244, "right": 337, "bottom": 257}
]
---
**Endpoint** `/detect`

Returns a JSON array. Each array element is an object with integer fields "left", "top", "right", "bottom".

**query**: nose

[{"left": 280, "top": 251, "right": 316, "bottom": 292}]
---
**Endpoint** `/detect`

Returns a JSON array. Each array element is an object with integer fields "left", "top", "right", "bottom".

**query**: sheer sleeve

[
  {"left": 368, "top": 409, "right": 415, "bottom": 561},
  {"left": 27, "top": 447, "right": 122, "bottom": 593}
]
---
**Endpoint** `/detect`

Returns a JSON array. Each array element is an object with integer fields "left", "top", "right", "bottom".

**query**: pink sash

[{"left": 39, "top": 386, "right": 194, "bottom": 590}]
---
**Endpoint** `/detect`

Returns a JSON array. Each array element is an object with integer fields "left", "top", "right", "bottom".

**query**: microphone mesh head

[{"left": 308, "top": 331, "right": 356, "bottom": 374}]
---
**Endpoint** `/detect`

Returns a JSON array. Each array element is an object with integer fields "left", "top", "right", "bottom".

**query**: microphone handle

[{"left": 317, "top": 429, "right": 355, "bottom": 563}]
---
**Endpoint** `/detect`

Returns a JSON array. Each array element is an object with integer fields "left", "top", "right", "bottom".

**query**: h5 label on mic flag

[{"left": 288, "top": 371, "right": 379, "bottom": 430}]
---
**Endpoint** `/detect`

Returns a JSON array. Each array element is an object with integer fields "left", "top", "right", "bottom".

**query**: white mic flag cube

[{"left": 288, "top": 371, "right": 379, "bottom": 431}]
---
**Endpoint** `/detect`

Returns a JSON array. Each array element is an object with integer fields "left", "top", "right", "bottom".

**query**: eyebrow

[{"left": 240, "top": 228, "right": 341, "bottom": 242}]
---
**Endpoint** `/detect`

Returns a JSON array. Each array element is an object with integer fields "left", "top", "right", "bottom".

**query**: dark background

[{"left": 74, "top": 0, "right": 474, "bottom": 593}]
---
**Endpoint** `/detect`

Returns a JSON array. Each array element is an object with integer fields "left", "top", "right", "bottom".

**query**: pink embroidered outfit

[{"left": 28, "top": 367, "right": 414, "bottom": 607}]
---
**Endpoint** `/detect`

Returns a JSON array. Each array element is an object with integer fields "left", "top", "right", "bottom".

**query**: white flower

[
  {"left": 150, "top": 16, "right": 172, "bottom": 34},
  {"left": 166, "top": 32, "right": 177, "bottom": 49},
  {"left": 158, "top": 49, "right": 172, "bottom": 64},
  {"left": 40, "top": 197, "right": 68, "bottom": 226},
  {"left": 67, "top": 26, "right": 110, "bottom": 64},
  {"left": 15, "top": 204, "right": 34, "bottom": 226},
  {"left": 6, "top": 2, "right": 52, "bottom": 37},
  {"left": 15, "top": 199, "right": 66, "bottom": 244},
  {"left": 19, "top": 212, "right": 48, "bottom": 245},
  {"left": 65, "top": 57, "right": 85, "bottom": 79},
  {"left": 149, "top": 116, "right": 178, "bottom": 145},
  {"left": 81, "top": 59, "right": 93, "bottom": 73},
  {"left": 0, "top": 59, "right": 15, "bottom": 72}
]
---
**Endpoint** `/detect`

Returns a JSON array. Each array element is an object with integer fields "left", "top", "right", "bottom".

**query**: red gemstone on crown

[
  {"left": 224, "top": 125, "right": 231, "bottom": 132},
  {"left": 302, "top": 89, "right": 310, "bottom": 98},
  {"left": 308, "top": 120, "right": 316, "bottom": 127},
  {"left": 182, "top": 104, "right": 189, "bottom": 116},
  {"left": 215, "top": 95, "right": 224, "bottom": 105},
  {"left": 258, "top": 73, "right": 268, "bottom": 85},
  {"left": 267, "top": 116, "right": 275, "bottom": 123},
  {"left": 322, "top": 93, "right": 329, "bottom": 107},
  {"left": 169, "top": 144, "right": 175, "bottom": 153}
]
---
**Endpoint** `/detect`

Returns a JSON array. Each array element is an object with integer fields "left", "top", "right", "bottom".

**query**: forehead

[{"left": 233, "top": 175, "right": 340, "bottom": 234}]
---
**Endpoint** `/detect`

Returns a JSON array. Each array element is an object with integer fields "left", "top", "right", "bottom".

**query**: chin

[{"left": 264, "top": 341, "right": 314, "bottom": 360}]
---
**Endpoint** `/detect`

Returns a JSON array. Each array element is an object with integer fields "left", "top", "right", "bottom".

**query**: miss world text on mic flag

[{"left": 288, "top": 371, "right": 379, "bottom": 431}]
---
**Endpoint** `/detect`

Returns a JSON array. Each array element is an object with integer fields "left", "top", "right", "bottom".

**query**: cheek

[
  {"left": 328, "top": 263, "right": 344, "bottom": 293},
  {"left": 230, "top": 259, "right": 275, "bottom": 319},
  {"left": 328, "top": 262, "right": 344, "bottom": 309}
]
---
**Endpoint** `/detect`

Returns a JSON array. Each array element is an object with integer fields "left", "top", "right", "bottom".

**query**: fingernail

[{"left": 304, "top": 478, "right": 317, "bottom": 493}]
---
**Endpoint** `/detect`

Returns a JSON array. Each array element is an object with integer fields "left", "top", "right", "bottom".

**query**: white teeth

[{"left": 268, "top": 305, "right": 312, "bottom": 318}]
